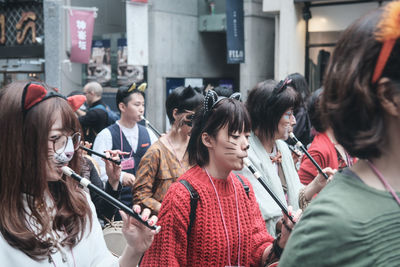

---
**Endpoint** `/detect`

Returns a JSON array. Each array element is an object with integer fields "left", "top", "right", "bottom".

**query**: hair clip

[
  {"left": 273, "top": 78, "right": 292, "bottom": 95},
  {"left": 138, "top": 82, "right": 147, "bottom": 92},
  {"left": 127, "top": 83, "right": 137, "bottom": 93},
  {"left": 372, "top": 1, "right": 400, "bottom": 83}
]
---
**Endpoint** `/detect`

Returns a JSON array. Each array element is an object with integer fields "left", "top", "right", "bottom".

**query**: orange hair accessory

[{"left": 372, "top": 0, "right": 400, "bottom": 83}]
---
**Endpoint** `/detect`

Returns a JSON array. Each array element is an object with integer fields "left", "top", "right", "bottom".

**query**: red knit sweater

[
  {"left": 298, "top": 132, "right": 338, "bottom": 185},
  {"left": 141, "top": 166, "right": 274, "bottom": 267}
]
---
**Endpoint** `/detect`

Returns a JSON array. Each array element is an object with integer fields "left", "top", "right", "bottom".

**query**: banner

[
  {"left": 69, "top": 9, "right": 95, "bottom": 64},
  {"left": 87, "top": 39, "right": 111, "bottom": 86},
  {"left": 226, "top": 0, "right": 245, "bottom": 64},
  {"left": 126, "top": 2, "right": 148, "bottom": 66},
  {"left": 117, "top": 38, "right": 144, "bottom": 86},
  {"left": 131, "top": 0, "right": 148, "bottom": 3}
]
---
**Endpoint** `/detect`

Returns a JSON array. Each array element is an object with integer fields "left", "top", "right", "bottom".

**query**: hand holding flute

[{"left": 62, "top": 165, "right": 160, "bottom": 232}]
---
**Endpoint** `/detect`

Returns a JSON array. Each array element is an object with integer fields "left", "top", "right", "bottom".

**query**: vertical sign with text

[
  {"left": 226, "top": 0, "right": 244, "bottom": 64},
  {"left": 69, "top": 9, "right": 95, "bottom": 64}
]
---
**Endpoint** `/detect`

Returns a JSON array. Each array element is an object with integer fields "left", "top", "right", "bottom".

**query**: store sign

[
  {"left": 131, "top": 0, "right": 148, "bottom": 3},
  {"left": 69, "top": 9, "right": 95, "bottom": 64},
  {"left": 0, "top": 10, "right": 41, "bottom": 45},
  {"left": 226, "top": 0, "right": 245, "bottom": 64}
]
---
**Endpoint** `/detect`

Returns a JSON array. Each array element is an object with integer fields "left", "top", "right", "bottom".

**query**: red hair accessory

[
  {"left": 372, "top": 1, "right": 400, "bottom": 83},
  {"left": 22, "top": 81, "right": 86, "bottom": 114}
]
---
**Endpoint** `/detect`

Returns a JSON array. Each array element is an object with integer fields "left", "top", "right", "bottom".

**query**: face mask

[{"left": 53, "top": 137, "right": 75, "bottom": 164}]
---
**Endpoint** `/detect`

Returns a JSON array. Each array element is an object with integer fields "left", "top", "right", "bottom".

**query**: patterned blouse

[{"left": 132, "top": 139, "right": 190, "bottom": 214}]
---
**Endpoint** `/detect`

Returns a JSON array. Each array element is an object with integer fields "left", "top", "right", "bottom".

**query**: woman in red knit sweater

[
  {"left": 298, "top": 88, "right": 356, "bottom": 185},
  {"left": 141, "top": 91, "right": 299, "bottom": 266}
]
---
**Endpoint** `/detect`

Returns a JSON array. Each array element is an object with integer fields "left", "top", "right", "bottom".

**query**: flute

[
  {"left": 61, "top": 166, "right": 160, "bottom": 231},
  {"left": 79, "top": 145, "right": 121, "bottom": 165},
  {"left": 289, "top": 132, "right": 329, "bottom": 180},
  {"left": 243, "top": 158, "right": 296, "bottom": 224},
  {"left": 141, "top": 115, "right": 162, "bottom": 137}
]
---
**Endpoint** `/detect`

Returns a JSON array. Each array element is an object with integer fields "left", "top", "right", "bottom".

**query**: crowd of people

[{"left": 0, "top": 2, "right": 399, "bottom": 266}]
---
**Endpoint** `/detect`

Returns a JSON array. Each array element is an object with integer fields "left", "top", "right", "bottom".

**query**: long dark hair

[
  {"left": 187, "top": 94, "right": 251, "bottom": 167},
  {"left": 0, "top": 81, "right": 91, "bottom": 260}
]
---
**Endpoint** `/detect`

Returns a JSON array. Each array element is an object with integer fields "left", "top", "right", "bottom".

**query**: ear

[
  {"left": 118, "top": 102, "right": 126, "bottom": 113},
  {"left": 201, "top": 132, "right": 214, "bottom": 149},
  {"left": 377, "top": 78, "right": 400, "bottom": 117},
  {"left": 172, "top": 108, "right": 179, "bottom": 120}
]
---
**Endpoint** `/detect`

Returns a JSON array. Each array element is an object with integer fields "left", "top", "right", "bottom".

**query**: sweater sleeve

[
  {"left": 132, "top": 146, "right": 162, "bottom": 213},
  {"left": 241, "top": 177, "right": 274, "bottom": 266},
  {"left": 140, "top": 182, "right": 191, "bottom": 266},
  {"left": 298, "top": 149, "right": 325, "bottom": 185}
]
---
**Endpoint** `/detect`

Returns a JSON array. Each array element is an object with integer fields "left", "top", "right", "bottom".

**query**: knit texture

[
  {"left": 298, "top": 132, "right": 339, "bottom": 185},
  {"left": 140, "top": 166, "right": 273, "bottom": 267}
]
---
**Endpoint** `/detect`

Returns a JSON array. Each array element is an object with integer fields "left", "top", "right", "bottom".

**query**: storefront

[
  {"left": 0, "top": 0, "right": 44, "bottom": 88},
  {"left": 263, "top": 0, "right": 387, "bottom": 90}
]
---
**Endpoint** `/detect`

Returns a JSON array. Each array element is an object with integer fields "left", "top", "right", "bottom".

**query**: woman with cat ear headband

[
  {"left": 132, "top": 86, "right": 203, "bottom": 215},
  {"left": 141, "top": 90, "right": 298, "bottom": 267},
  {"left": 0, "top": 81, "right": 159, "bottom": 266},
  {"left": 237, "top": 79, "right": 335, "bottom": 238},
  {"left": 280, "top": 2, "right": 400, "bottom": 266}
]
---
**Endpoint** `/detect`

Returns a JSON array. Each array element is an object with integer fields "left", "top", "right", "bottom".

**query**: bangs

[
  {"left": 274, "top": 86, "right": 300, "bottom": 112},
  {"left": 211, "top": 98, "right": 251, "bottom": 135},
  {"left": 50, "top": 98, "right": 82, "bottom": 134}
]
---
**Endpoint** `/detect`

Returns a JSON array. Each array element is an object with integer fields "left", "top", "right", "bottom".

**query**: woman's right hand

[
  {"left": 278, "top": 206, "right": 302, "bottom": 248},
  {"left": 103, "top": 150, "right": 128, "bottom": 189}
]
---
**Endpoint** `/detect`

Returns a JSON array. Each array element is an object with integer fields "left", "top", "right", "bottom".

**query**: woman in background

[{"left": 133, "top": 86, "right": 203, "bottom": 214}]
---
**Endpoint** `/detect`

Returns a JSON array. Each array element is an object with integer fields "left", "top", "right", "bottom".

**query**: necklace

[
  {"left": 204, "top": 168, "right": 241, "bottom": 266},
  {"left": 166, "top": 134, "right": 184, "bottom": 169},
  {"left": 366, "top": 160, "right": 400, "bottom": 207}
]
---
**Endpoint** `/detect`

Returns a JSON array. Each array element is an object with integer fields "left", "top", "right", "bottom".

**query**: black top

[{"left": 79, "top": 100, "right": 109, "bottom": 144}]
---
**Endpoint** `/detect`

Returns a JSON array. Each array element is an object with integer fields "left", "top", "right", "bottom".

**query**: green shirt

[{"left": 280, "top": 169, "right": 400, "bottom": 266}]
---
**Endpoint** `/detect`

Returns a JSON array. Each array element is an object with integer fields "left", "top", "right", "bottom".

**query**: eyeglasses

[{"left": 51, "top": 132, "right": 81, "bottom": 155}]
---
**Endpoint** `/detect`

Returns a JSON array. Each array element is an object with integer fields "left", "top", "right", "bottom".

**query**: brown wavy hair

[
  {"left": 0, "top": 81, "right": 92, "bottom": 260},
  {"left": 321, "top": 7, "right": 400, "bottom": 159}
]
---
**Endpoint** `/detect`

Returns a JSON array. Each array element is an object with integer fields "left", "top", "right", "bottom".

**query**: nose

[
  {"left": 241, "top": 136, "right": 250, "bottom": 151},
  {"left": 290, "top": 113, "right": 296, "bottom": 126}
]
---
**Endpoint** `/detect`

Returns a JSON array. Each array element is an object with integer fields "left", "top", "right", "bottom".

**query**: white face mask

[{"left": 53, "top": 137, "right": 75, "bottom": 164}]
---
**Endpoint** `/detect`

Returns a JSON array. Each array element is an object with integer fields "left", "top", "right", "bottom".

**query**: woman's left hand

[
  {"left": 278, "top": 206, "right": 302, "bottom": 248},
  {"left": 120, "top": 205, "right": 160, "bottom": 255}
]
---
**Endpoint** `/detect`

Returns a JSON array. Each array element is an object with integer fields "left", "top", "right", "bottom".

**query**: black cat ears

[{"left": 203, "top": 90, "right": 241, "bottom": 116}]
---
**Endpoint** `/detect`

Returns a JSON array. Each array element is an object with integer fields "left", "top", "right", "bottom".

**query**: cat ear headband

[
  {"left": 203, "top": 90, "right": 242, "bottom": 117},
  {"left": 21, "top": 81, "right": 86, "bottom": 116}
]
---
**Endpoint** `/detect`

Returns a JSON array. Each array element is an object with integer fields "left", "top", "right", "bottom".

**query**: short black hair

[
  {"left": 116, "top": 83, "right": 145, "bottom": 112},
  {"left": 213, "top": 86, "right": 234, "bottom": 98},
  {"left": 246, "top": 79, "right": 299, "bottom": 140},
  {"left": 166, "top": 86, "right": 203, "bottom": 124},
  {"left": 187, "top": 97, "right": 251, "bottom": 167},
  {"left": 307, "top": 88, "right": 325, "bottom": 133},
  {"left": 286, "top": 73, "right": 310, "bottom": 108}
]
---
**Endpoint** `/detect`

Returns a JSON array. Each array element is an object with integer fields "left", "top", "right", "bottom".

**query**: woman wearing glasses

[
  {"left": 238, "top": 79, "right": 335, "bottom": 237},
  {"left": 132, "top": 86, "right": 203, "bottom": 214},
  {"left": 0, "top": 81, "right": 158, "bottom": 266}
]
